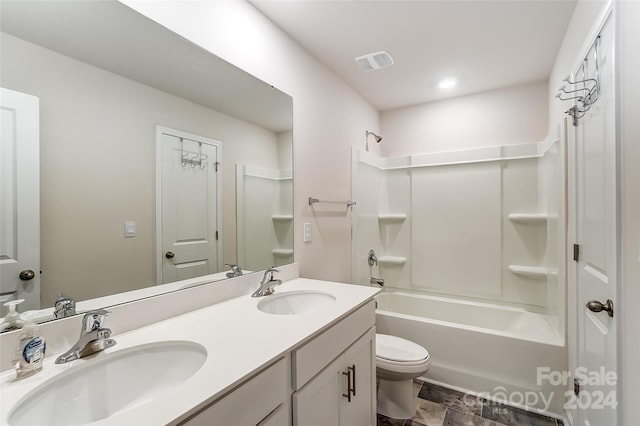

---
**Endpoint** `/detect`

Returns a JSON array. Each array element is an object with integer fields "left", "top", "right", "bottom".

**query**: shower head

[{"left": 365, "top": 130, "right": 382, "bottom": 143}]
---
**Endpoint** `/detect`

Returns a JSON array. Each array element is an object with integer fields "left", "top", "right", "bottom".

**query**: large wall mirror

[{"left": 0, "top": 0, "right": 293, "bottom": 323}]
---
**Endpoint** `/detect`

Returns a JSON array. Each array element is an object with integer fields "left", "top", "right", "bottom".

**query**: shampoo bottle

[{"left": 13, "top": 313, "right": 46, "bottom": 379}]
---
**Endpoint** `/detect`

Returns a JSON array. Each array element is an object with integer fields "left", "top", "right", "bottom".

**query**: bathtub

[{"left": 375, "top": 290, "right": 567, "bottom": 417}]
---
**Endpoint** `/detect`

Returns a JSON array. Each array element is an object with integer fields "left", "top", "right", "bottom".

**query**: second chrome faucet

[{"left": 251, "top": 268, "right": 282, "bottom": 297}]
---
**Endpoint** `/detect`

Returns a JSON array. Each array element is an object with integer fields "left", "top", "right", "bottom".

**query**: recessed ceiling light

[{"left": 438, "top": 78, "right": 457, "bottom": 89}]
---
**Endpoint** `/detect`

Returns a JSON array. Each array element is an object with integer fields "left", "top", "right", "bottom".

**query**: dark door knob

[
  {"left": 19, "top": 270, "right": 35, "bottom": 281},
  {"left": 165, "top": 251, "right": 175, "bottom": 259},
  {"left": 586, "top": 299, "right": 614, "bottom": 317}
]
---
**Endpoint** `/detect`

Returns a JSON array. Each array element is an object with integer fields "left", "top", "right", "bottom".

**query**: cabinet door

[
  {"left": 342, "top": 327, "right": 376, "bottom": 426},
  {"left": 292, "top": 354, "right": 346, "bottom": 426}
]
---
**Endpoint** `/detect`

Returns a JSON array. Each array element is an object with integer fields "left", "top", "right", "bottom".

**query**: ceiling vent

[{"left": 355, "top": 51, "right": 394, "bottom": 72}]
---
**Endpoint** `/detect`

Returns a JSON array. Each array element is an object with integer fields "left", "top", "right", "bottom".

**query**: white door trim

[{"left": 155, "top": 125, "right": 222, "bottom": 284}]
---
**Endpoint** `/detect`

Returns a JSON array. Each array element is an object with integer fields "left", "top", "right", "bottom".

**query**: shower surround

[{"left": 351, "top": 140, "right": 567, "bottom": 416}]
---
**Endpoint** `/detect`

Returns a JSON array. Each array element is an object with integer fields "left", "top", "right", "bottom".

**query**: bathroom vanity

[{"left": 0, "top": 275, "right": 379, "bottom": 426}]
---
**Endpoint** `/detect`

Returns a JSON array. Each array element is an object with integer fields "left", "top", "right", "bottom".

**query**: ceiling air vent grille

[{"left": 355, "top": 50, "right": 394, "bottom": 72}]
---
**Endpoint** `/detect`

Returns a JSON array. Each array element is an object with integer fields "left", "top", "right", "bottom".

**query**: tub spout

[{"left": 370, "top": 277, "right": 384, "bottom": 286}]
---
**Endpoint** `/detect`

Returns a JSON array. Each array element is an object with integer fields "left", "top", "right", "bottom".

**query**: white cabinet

[
  {"left": 342, "top": 328, "right": 376, "bottom": 426},
  {"left": 292, "top": 301, "right": 376, "bottom": 426},
  {"left": 180, "top": 357, "right": 289, "bottom": 426},
  {"left": 292, "top": 327, "right": 375, "bottom": 426},
  {"left": 292, "top": 354, "right": 343, "bottom": 425},
  {"left": 179, "top": 299, "right": 377, "bottom": 426}
]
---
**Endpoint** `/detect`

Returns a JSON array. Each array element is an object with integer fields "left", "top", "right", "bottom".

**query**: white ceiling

[{"left": 250, "top": 0, "right": 577, "bottom": 111}]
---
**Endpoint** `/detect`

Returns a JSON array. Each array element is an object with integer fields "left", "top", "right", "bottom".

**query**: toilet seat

[
  {"left": 376, "top": 334, "right": 429, "bottom": 363},
  {"left": 375, "top": 334, "right": 430, "bottom": 374}
]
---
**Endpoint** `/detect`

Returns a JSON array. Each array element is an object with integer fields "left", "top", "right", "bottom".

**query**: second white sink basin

[
  {"left": 257, "top": 290, "right": 336, "bottom": 315},
  {"left": 8, "top": 340, "right": 206, "bottom": 426}
]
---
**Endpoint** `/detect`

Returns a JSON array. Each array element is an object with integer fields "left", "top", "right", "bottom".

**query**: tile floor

[{"left": 377, "top": 381, "right": 564, "bottom": 426}]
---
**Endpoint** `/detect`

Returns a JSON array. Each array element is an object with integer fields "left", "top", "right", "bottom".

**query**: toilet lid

[{"left": 376, "top": 334, "right": 428, "bottom": 363}]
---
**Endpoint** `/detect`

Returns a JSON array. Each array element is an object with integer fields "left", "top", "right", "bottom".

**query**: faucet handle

[
  {"left": 262, "top": 268, "right": 279, "bottom": 283},
  {"left": 225, "top": 263, "right": 243, "bottom": 277},
  {"left": 368, "top": 249, "right": 378, "bottom": 267},
  {"left": 54, "top": 293, "right": 76, "bottom": 319},
  {"left": 81, "top": 309, "right": 110, "bottom": 333}
]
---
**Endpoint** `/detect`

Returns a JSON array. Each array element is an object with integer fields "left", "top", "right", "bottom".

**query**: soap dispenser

[
  {"left": 13, "top": 312, "right": 46, "bottom": 379},
  {"left": 1, "top": 299, "right": 25, "bottom": 333}
]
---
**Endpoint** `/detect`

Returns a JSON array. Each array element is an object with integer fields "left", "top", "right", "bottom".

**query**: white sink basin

[
  {"left": 257, "top": 290, "right": 336, "bottom": 315},
  {"left": 8, "top": 341, "right": 206, "bottom": 426}
]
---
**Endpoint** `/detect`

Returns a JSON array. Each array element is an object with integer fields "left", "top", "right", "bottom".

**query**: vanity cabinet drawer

[
  {"left": 180, "top": 357, "right": 288, "bottom": 426},
  {"left": 292, "top": 300, "right": 375, "bottom": 390}
]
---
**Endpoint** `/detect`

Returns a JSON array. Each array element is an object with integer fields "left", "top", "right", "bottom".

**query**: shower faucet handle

[{"left": 368, "top": 249, "right": 378, "bottom": 267}]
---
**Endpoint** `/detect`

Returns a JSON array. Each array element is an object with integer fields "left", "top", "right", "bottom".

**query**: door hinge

[
  {"left": 215, "top": 231, "right": 219, "bottom": 241},
  {"left": 215, "top": 162, "right": 220, "bottom": 172},
  {"left": 574, "top": 378, "right": 580, "bottom": 396},
  {"left": 573, "top": 244, "right": 580, "bottom": 262}
]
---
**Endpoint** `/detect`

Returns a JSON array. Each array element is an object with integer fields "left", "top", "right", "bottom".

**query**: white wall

[
  {"left": 380, "top": 80, "right": 548, "bottom": 157},
  {"left": 1, "top": 32, "right": 279, "bottom": 306},
  {"left": 122, "top": 0, "right": 380, "bottom": 283}
]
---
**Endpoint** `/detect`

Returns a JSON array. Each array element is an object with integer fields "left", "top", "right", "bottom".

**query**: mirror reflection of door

[
  {"left": 0, "top": 88, "right": 40, "bottom": 312},
  {"left": 155, "top": 126, "right": 222, "bottom": 285}
]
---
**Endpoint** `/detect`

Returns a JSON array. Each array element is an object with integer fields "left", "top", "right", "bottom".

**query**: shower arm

[{"left": 365, "top": 130, "right": 382, "bottom": 151}]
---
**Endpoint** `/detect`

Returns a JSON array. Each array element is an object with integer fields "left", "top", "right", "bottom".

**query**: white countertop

[{"left": 0, "top": 278, "right": 379, "bottom": 425}]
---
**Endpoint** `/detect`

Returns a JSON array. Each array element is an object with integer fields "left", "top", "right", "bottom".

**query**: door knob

[
  {"left": 19, "top": 270, "right": 35, "bottom": 281},
  {"left": 165, "top": 251, "right": 175, "bottom": 259},
  {"left": 586, "top": 299, "right": 614, "bottom": 317}
]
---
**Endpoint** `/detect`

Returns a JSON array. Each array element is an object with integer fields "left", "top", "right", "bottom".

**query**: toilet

[{"left": 376, "top": 334, "right": 431, "bottom": 419}]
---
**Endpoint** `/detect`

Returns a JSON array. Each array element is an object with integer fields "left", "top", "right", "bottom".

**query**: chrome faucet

[
  {"left": 55, "top": 309, "right": 116, "bottom": 364},
  {"left": 368, "top": 249, "right": 383, "bottom": 286},
  {"left": 251, "top": 268, "right": 282, "bottom": 297},
  {"left": 370, "top": 277, "right": 385, "bottom": 286},
  {"left": 225, "top": 263, "right": 243, "bottom": 278},
  {"left": 54, "top": 293, "right": 76, "bottom": 319}
]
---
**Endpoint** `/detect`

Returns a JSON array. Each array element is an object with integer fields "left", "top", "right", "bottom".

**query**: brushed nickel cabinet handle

[
  {"left": 342, "top": 370, "right": 352, "bottom": 402},
  {"left": 349, "top": 365, "right": 356, "bottom": 397}
]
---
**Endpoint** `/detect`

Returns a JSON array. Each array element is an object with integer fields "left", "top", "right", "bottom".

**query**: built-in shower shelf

[
  {"left": 378, "top": 256, "right": 407, "bottom": 266},
  {"left": 507, "top": 213, "right": 548, "bottom": 225},
  {"left": 272, "top": 249, "right": 294, "bottom": 256},
  {"left": 272, "top": 215, "right": 293, "bottom": 222},
  {"left": 378, "top": 214, "right": 407, "bottom": 223},
  {"left": 508, "top": 265, "right": 549, "bottom": 279}
]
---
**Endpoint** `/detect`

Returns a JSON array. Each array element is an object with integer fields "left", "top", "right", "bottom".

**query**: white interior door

[
  {"left": 0, "top": 88, "right": 40, "bottom": 312},
  {"left": 156, "top": 126, "right": 221, "bottom": 284},
  {"left": 573, "top": 15, "right": 618, "bottom": 425}
]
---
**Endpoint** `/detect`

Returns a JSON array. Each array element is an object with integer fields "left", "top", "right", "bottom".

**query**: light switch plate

[
  {"left": 125, "top": 221, "right": 136, "bottom": 238},
  {"left": 303, "top": 223, "right": 311, "bottom": 242}
]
